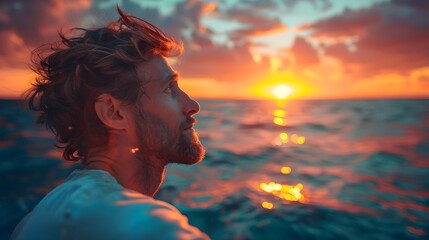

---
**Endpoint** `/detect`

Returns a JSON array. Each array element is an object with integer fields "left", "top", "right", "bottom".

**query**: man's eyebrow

[
  {"left": 170, "top": 72, "right": 180, "bottom": 81},
  {"left": 162, "top": 72, "right": 180, "bottom": 85}
]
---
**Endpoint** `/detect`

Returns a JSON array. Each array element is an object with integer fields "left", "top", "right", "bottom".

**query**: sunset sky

[{"left": 0, "top": 0, "right": 428, "bottom": 99}]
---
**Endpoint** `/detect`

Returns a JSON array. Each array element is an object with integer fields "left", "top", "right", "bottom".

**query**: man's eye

[{"left": 164, "top": 85, "right": 173, "bottom": 94}]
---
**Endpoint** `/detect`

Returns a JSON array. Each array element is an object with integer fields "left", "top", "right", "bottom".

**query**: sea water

[{"left": 1, "top": 99, "right": 428, "bottom": 239}]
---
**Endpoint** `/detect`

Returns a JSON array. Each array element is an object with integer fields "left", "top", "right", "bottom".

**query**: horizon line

[{"left": 1, "top": 96, "right": 428, "bottom": 101}]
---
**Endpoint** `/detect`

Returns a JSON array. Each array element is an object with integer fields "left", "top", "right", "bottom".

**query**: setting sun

[
  {"left": 247, "top": 70, "right": 314, "bottom": 100},
  {"left": 272, "top": 85, "right": 292, "bottom": 99}
]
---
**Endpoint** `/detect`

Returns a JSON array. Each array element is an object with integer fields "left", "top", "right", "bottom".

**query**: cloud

[
  {"left": 0, "top": 30, "right": 29, "bottom": 67},
  {"left": 303, "top": 0, "right": 429, "bottom": 77},
  {"left": 87, "top": 0, "right": 215, "bottom": 48},
  {"left": 219, "top": 4, "right": 287, "bottom": 42},
  {"left": 289, "top": 37, "right": 319, "bottom": 67},
  {"left": 281, "top": 0, "right": 332, "bottom": 11},
  {"left": 390, "top": 0, "right": 429, "bottom": 10},
  {"left": 0, "top": 0, "right": 338, "bottom": 95},
  {"left": 228, "top": 8, "right": 286, "bottom": 40},
  {"left": 176, "top": 43, "right": 270, "bottom": 82},
  {"left": 0, "top": 0, "right": 92, "bottom": 67},
  {"left": 87, "top": 0, "right": 273, "bottom": 83},
  {"left": 162, "top": 1, "right": 275, "bottom": 83},
  {"left": 300, "top": 8, "right": 381, "bottom": 40}
]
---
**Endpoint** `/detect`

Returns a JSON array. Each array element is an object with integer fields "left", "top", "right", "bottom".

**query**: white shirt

[{"left": 11, "top": 169, "right": 209, "bottom": 240}]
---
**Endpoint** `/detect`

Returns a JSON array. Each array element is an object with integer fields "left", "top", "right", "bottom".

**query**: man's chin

[
  {"left": 179, "top": 141, "right": 205, "bottom": 165},
  {"left": 189, "top": 132, "right": 205, "bottom": 163},
  {"left": 191, "top": 143, "right": 205, "bottom": 164},
  {"left": 173, "top": 136, "right": 205, "bottom": 165}
]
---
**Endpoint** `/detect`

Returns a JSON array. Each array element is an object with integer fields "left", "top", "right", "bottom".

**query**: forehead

[{"left": 136, "top": 55, "right": 176, "bottom": 85}]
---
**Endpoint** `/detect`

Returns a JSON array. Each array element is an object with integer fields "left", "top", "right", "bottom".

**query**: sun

[
  {"left": 272, "top": 84, "right": 292, "bottom": 99},
  {"left": 246, "top": 70, "right": 314, "bottom": 99}
]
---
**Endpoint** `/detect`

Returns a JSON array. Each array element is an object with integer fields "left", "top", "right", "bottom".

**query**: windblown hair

[{"left": 26, "top": 7, "right": 183, "bottom": 162}]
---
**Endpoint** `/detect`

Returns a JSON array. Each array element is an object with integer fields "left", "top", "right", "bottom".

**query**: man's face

[{"left": 131, "top": 55, "right": 204, "bottom": 165}]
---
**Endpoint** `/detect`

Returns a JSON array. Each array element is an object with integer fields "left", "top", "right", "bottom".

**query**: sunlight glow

[
  {"left": 272, "top": 85, "right": 292, "bottom": 99},
  {"left": 247, "top": 70, "right": 313, "bottom": 100},
  {"left": 252, "top": 54, "right": 262, "bottom": 63}
]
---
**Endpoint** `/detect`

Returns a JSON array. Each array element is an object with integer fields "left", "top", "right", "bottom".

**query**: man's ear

[{"left": 94, "top": 94, "right": 130, "bottom": 130}]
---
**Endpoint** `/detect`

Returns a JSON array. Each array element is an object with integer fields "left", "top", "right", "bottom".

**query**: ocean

[{"left": 1, "top": 99, "right": 428, "bottom": 239}]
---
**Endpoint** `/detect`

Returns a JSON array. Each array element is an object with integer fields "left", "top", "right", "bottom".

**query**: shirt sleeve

[
  {"left": 67, "top": 195, "right": 210, "bottom": 240},
  {"left": 136, "top": 201, "right": 210, "bottom": 240}
]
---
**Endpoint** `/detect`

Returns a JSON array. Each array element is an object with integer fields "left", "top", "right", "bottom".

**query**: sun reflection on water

[
  {"left": 273, "top": 109, "right": 286, "bottom": 117},
  {"left": 259, "top": 182, "right": 305, "bottom": 203},
  {"left": 261, "top": 201, "right": 274, "bottom": 209},
  {"left": 264, "top": 90, "right": 308, "bottom": 205},
  {"left": 273, "top": 117, "right": 287, "bottom": 126},
  {"left": 280, "top": 166, "right": 291, "bottom": 174},
  {"left": 272, "top": 101, "right": 306, "bottom": 146}
]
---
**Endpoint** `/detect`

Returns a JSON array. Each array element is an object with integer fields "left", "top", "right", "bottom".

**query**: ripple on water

[{"left": 354, "top": 151, "right": 409, "bottom": 176}]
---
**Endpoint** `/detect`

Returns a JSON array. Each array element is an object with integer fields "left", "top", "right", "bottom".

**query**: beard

[{"left": 134, "top": 109, "right": 205, "bottom": 166}]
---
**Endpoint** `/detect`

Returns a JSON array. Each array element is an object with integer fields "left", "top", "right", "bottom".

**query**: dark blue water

[{"left": 1, "top": 99, "right": 428, "bottom": 239}]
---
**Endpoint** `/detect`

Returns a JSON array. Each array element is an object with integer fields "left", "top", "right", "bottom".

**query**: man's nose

[{"left": 183, "top": 94, "right": 200, "bottom": 116}]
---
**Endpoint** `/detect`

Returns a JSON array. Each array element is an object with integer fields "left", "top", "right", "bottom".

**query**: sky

[{"left": 0, "top": 0, "right": 428, "bottom": 99}]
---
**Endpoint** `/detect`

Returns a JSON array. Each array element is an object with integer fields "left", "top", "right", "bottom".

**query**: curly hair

[{"left": 26, "top": 7, "right": 183, "bottom": 162}]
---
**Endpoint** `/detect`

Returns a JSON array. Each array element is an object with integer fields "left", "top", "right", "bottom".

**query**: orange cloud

[
  {"left": 176, "top": 44, "right": 270, "bottom": 83},
  {"left": 301, "top": 8, "right": 381, "bottom": 40},
  {"left": 1, "top": 0, "right": 428, "bottom": 100},
  {"left": 0, "top": 0, "right": 92, "bottom": 67},
  {"left": 226, "top": 8, "right": 287, "bottom": 40},
  {"left": 289, "top": 37, "right": 320, "bottom": 67},
  {"left": 304, "top": 0, "right": 429, "bottom": 78}
]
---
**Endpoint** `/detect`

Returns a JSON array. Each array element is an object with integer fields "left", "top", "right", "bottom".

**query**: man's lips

[{"left": 184, "top": 118, "right": 197, "bottom": 130}]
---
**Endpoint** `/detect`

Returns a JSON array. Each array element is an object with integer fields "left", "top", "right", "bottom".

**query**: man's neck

[{"left": 84, "top": 142, "right": 166, "bottom": 197}]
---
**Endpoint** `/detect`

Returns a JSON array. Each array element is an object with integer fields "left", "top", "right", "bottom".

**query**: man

[{"left": 11, "top": 7, "right": 209, "bottom": 240}]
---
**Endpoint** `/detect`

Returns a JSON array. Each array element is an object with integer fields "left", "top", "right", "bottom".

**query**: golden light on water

[
  {"left": 272, "top": 85, "right": 292, "bottom": 99},
  {"left": 281, "top": 166, "right": 292, "bottom": 174},
  {"left": 273, "top": 132, "right": 305, "bottom": 146},
  {"left": 262, "top": 201, "right": 274, "bottom": 209},
  {"left": 297, "top": 136, "right": 306, "bottom": 144},
  {"left": 260, "top": 181, "right": 305, "bottom": 202},
  {"left": 279, "top": 132, "right": 288, "bottom": 143},
  {"left": 266, "top": 90, "right": 307, "bottom": 205},
  {"left": 289, "top": 134, "right": 306, "bottom": 145},
  {"left": 273, "top": 109, "right": 286, "bottom": 117},
  {"left": 273, "top": 117, "right": 287, "bottom": 126}
]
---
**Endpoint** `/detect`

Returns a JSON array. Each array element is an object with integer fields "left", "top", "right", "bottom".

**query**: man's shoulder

[
  {"left": 31, "top": 169, "right": 179, "bottom": 224},
  {"left": 47, "top": 169, "right": 176, "bottom": 213},
  {"left": 60, "top": 170, "right": 209, "bottom": 239},
  {"left": 13, "top": 169, "right": 209, "bottom": 239}
]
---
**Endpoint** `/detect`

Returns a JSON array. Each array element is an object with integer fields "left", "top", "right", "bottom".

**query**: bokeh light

[
  {"left": 273, "top": 117, "right": 287, "bottom": 126},
  {"left": 281, "top": 166, "right": 291, "bottom": 174},
  {"left": 260, "top": 181, "right": 305, "bottom": 202},
  {"left": 262, "top": 201, "right": 274, "bottom": 209}
]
